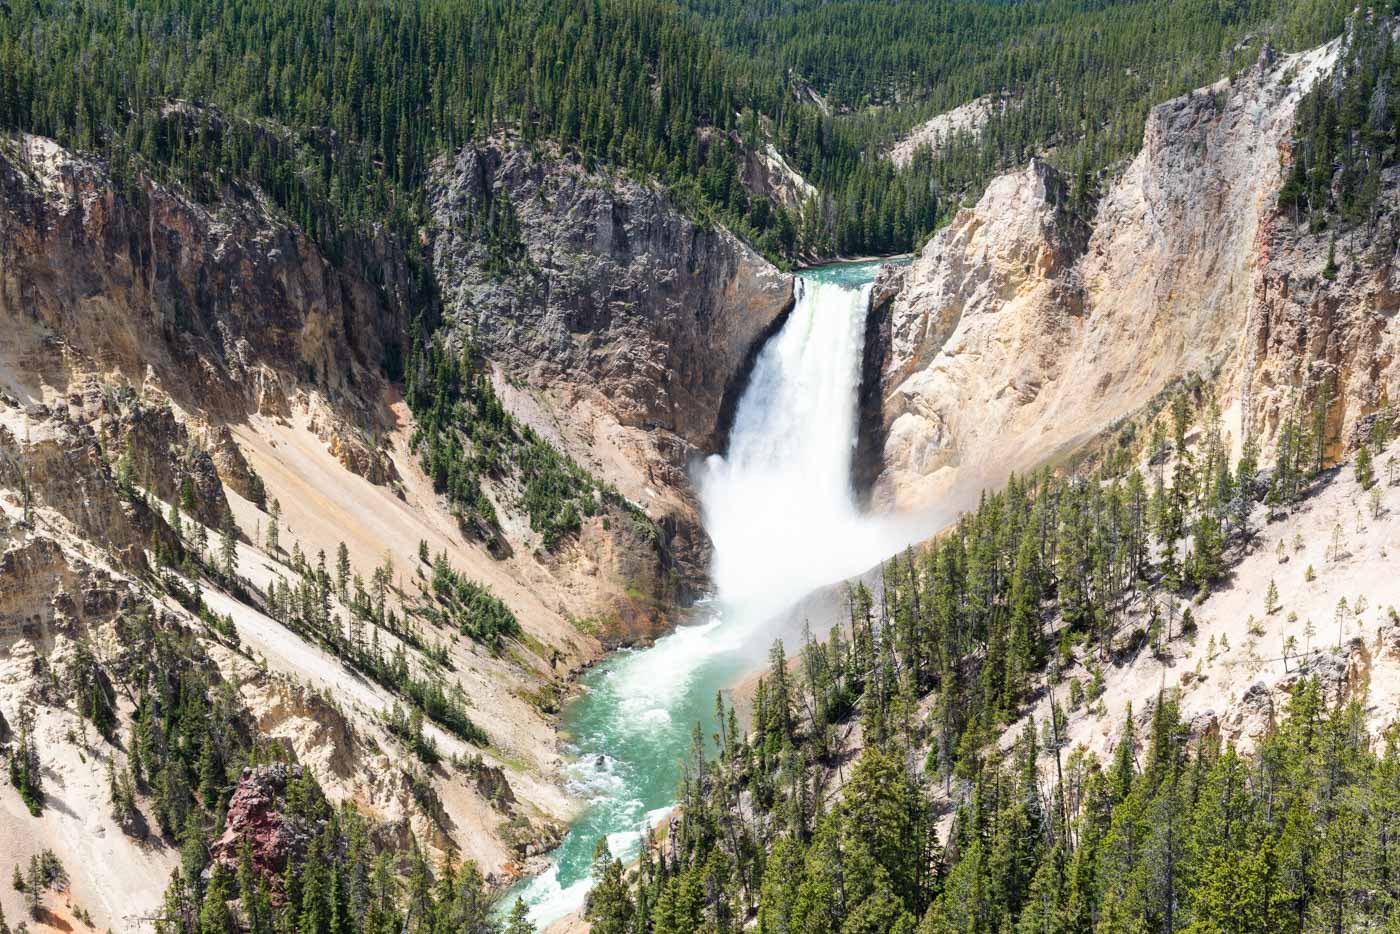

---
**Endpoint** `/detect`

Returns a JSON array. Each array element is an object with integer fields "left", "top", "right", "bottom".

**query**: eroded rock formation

[
  {"left": 429, "top": 138, "right": 794, "bottom": 581},
  {"left": 0, "top": 133, "right": 404, "bottom": 425},
  {"left": 866, "top": 41, "right": 1381, "bottom": 511}
]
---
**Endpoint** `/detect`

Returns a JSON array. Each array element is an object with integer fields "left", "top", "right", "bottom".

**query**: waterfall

[
  {"left": 700, "top": 273, "right": 877, "bottom": 618},
  {"left": 508, "top": 261, "right": 909, "bottom": 928}
]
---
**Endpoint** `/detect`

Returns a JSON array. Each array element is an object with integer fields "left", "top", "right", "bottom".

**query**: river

[{"left": 508, "top": 259, "right": 909, "bottom": 927}]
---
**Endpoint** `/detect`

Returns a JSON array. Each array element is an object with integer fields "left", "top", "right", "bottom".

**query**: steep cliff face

[
  {"left": 869, "top": 157, "right": 1089, "bottom": 508},
  {"left": 868, "top": 41, "right": 1354, "bottom": 510},
  {"left": 1244, "top": 174, "right": 1400, "bottom": 459},
  {"left": 0, "top": 134, "right": 403, "bottom": 427},
  {"left": 429, "top": 139, "right": 794, "bottom": 581},
  {"left": 0, "top": 131, "right": 619, "bottom": 926}
]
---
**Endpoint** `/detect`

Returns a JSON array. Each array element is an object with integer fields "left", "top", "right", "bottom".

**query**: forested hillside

[
  {"left": 0, "top": 0, "right": 1363, "bottom": 268},
  {"left": 584, "top": 383, "right": 1400, "bottom": 934},
  {"left": 2, "top": 1, "right": 1396, "bottom": 932},
  {"left": 682, "top": 0, "right": 1348, "bottom": 109},
  {"left": 0, "top": 0, "right": 902, "bottom": 264},
  {"left": 685, "top": 0, "right": 1355, "bottom": 228},
  {"left": 1281, "top": 8, "right": 1400, "bottom": 230}
]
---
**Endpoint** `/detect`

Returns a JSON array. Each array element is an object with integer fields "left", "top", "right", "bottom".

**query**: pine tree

[
  {"left": 1356, "top": 444, "right": 1375, "bottom": 490},
  {"left": 198, "top": 862, "right": 237, "bottom": 934},
  {"left": 267, "top": 499, "right": 282, "bottom": 553},
  {"left": 1110, "top": 704, "right": 1137, "bottom": 804},
  {"left": 219, "top": 510, "right": 238, "bottom": 579},
  {"left": 584, "top": 839, "right": 634, "bottom": 934},
  {"left": 8, "top": 704, "right": 42, "bottom": 815},
  {"left": 505, "top": 898, "right": 535, "bottom": 934},
  {"left": 336, "top": 542, "right": 351, "bottom": 601},
  {"left": 193, "top": 521, "right": 209, "bottom": 562},
  {"left": 23, "top": 858, "right": 41, "bottom": 920},
  {"left": 237, "top": 843, "right": 274, "bottom": 934}
]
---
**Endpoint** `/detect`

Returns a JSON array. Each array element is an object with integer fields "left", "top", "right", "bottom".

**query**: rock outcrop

[
  {"left": 0, "top": 122, "right": 803, "bottom": 929},
  {"left": 212, "top": 765, "right": 319, "bottom": 888},
  {"left": 0, "top": 404, "right": 179, "bottom": 570},
  {"left": 867, "top": 41, "right": 1360, "bottom": 510},
  {"left": 868, "top": 157, "right": 1089, "bottom": 507},
  {"left": 429, "top": 138, "right": 794, "bottom": 579},
  {"left": 885, "top": 94, "right": 1018, "bottom": 169},
  {"left": 0, "top": 127, "right": 650, "bottom": 926},
  {"left": 699, "top": 128, "right": 818, "bottom": 213},
  {"left": 1242, "top": 171, "right": 1400, "bottom": 463},
  {"left": 0, "top": 133, "right": 404, "bottom": 425}
]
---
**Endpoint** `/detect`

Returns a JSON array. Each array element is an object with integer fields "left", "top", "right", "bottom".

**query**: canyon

[
  {"left": 866, "top": 40, "right": 1385, "bottom": 514},
  {"left": 0, "top": 126, "right": 792, "bottom": 927},
  {"left": 0, "top": 13, "right": 1397, "bottom": 934}
]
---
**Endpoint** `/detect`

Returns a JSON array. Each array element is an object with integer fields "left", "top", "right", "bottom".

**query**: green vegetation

[
  {"left": 0, "top": 0, "right": 807, "bottom": 267},
  {"left": 5, "top": 703, "right": 42, "bottom": 816},
  {"left": 683, "top": 0, "right": 1349, "bottom": 110},
  {"left": 149, "top": 763, "right": 530, "bottom": 934},
  {"left": 581, "top": 387, "right": 1400, "bottom": 933},
  {"left": 2, "top": 1, "right": 1394, "bottom": 930},
  {"left": 585, "top": 674, "right": 1400, "bottom": 934},
  {"left": 407, "top": 338, "right": 646, "bottom": 551},
  {"left": 121, "top": 607, "right": 263, "bottom": 837},
  {"left": 9, "top": 598, "right": 526, "bottom": 933},
  {"left": 0, "top": 0, "right": 1371, "bottom": 579},
  {"left": 686, "top": 0, "right": 1354, "bottom": 230},
  {"left": 1280, "top": 9, "right": 1400, "bottom": 231},
  {"left": 0, "top": 0, "right": 1355, "bottom": 277},
  {"left": 264, "top": 547, "right": 489, "bottom": 749},
  {"left": 13, "top": 850, "right": 65, "bottom": 922},
  {"left": 70, "top": 640, "right": 119, "bottom": 743},
  {"left": 420, "top": 552, "right": 520, "bottom": 650}
]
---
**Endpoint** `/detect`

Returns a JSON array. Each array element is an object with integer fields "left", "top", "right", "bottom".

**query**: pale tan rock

[
  {"left": 885, "top": 94, "right": 1018, "bottom": 170},
  {"left": 870, "top": 40, "right": 1353, "bottom": 511}
]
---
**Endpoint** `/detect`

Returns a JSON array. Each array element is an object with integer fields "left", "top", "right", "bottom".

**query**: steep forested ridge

[
  {"left": 1281, "top": 5, "right": 1400, "bottom": 232},
  {"left": 0, "top": 0, "right": 849, "bottom": 265},
  {"left": 582, "top": 392, "right": 1400, "bottom": 933},
  {"left": 594, "top": 673, "right": 1400, "bottom": 934},
  {"left": 682, "top": 0, "right": 1349, "bottom": 109},
  {"left": 686, "top": 0, "right": 1355, "bottom": 225}
]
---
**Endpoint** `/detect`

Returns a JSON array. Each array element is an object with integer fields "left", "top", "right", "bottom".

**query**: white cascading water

[
  {"left": 511, "top": 262, "right": 920, "bottom": 928},
  {"left": 701, "top": 273, "right": 886, "bottom": 618}
]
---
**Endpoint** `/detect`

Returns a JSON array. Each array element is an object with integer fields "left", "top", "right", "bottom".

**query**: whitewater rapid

[{"left": 508, "top": 260, "right": 913, "bottom": 927}]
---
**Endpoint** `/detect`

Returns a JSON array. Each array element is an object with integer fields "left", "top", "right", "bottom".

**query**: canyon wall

[
  {"left": 0, "top": 125, "right": 789, "bottom": 928},
  {"left": 865, "top": 39, "right": 1400, "bottom": 510},
  {"left": 430, "top": 138, "right": 794, "bottom": 584}
]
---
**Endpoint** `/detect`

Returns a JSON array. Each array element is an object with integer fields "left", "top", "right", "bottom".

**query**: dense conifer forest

[
  {"left": 0, "top": 0, "right": 1361, "bottom": 272},
  {"left": 587, "top": 673, "right": 1400, "bottom": 934},
  {"left": 683, "top": 0, "right": 1355, "bottom": 222},
  {"left": 1280, "top": 7, "right": 1400, "bottom": 232}
]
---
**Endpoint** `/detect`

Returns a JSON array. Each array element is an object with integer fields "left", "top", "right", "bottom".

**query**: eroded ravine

[{"left": 509, "top": 260, "right": 929, "bottom": 926}]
